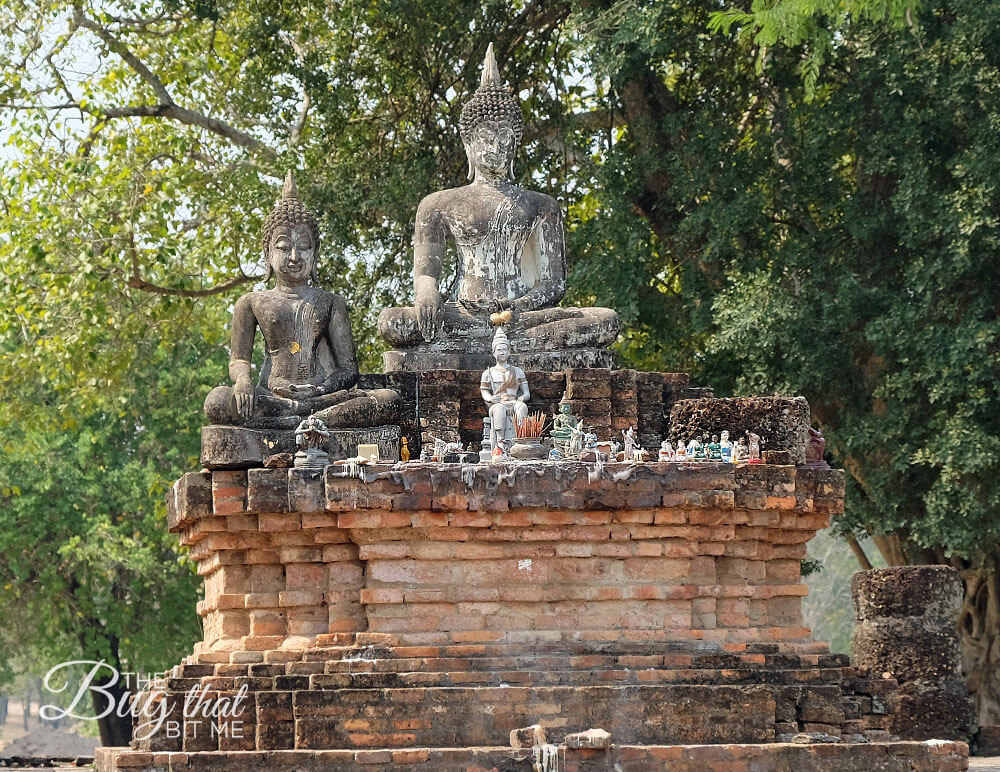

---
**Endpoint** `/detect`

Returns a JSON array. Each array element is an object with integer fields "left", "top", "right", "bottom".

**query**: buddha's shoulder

[
  {"left": 416, "top": 187, "right": 468, "bottom": 213},
  {"left": 519, "top": 188, "right": 561, "bottom": 215},
  {"left": 306, "top": 287, "right": 347, "bottom": 313},
  {"left": 238, "top": 288, "right": 343, "bottom": 313}
]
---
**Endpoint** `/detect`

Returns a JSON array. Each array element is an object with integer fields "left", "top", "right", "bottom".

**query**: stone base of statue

[
  {"left": 201, "top": 424, "right": 401, "bottom": 469},
  {"left": 93, "top": 461, "right": 969, "bottom": 772},
  {"left": 96, "top": 742, "right": 966, "bottom": 772}
]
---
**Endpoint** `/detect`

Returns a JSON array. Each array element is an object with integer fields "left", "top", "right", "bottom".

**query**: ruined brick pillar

[{"left": 852, "top": 565, "right": 975, "bottom": 740}]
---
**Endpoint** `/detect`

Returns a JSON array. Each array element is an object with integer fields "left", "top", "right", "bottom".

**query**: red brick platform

[
  {"left": 172, "top": 461, "right": 839, "bottom": 653},
  {"left": 92, "top": 459, "right": 970, "bottom": 770}
]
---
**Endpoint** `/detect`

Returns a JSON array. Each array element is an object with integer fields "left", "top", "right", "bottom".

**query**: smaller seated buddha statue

[
  {"left": 204, "top": 173, "right": 401, "bottom": 431},
  {"left": 378, "top": 44, "right": 619, "bottom": 371},
  {"left": 550, "top": 397, "right": 582, "bottom": 458},
  {"left": 480, "top": 327, "right": 529, "bottom": 451}
]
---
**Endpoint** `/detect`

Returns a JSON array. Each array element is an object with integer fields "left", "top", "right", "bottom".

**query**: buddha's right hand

[
  {"left": 416, "top": 292, "right": 443, "bottom": 342},
  {"left": 234, "top": 378, "right": 255, "bottom": 420}
]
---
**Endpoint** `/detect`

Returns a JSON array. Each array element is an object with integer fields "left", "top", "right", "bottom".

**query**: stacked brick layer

[
  {"left": 166, "top": 462, "right": 843, "bottom": 653},
  {"left": 146, "top": 461, "right": 894, "bottom": 755},
  {"left": 128, "top": 639, "right": 900, "bottom": 753},
  {"left": 852, "top": 567, "right": 975, "bottom": 741},
  {"left": 96, "top": 740, "right": 969, "bottom": 772}
]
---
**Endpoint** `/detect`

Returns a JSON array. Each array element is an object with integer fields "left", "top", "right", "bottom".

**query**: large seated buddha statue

[
  {"left": 378, "top": 44, "right": 619, "bottom": 372},
  {"left": 201, "top": 174, "right": 402, "bottom": 467}
]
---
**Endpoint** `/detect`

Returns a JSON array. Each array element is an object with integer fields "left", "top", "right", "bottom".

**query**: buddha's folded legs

[
  {"left": 204, "top": 385, "right": 400, "bottom": 429},
  {"left": 312, "top": 389, "right": 401, "bottom": 429},
  {"left": 379, "top": 302, "right": 619, "bottom": 350},
  {"left": 378, "top": 302, "right": 491, "bottom": 347},
  {"left": 516, "top": 307, "right": 620, "bottom": 349}
]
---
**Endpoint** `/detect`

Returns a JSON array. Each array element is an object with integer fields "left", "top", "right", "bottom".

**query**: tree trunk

[
  {"left": 92, "top": 670, "right": 132, "bottom": 746},
  {"left": 958, "top": 553, "right": 1000, "bottom": 725},
  {"left": 75, "top": 624, "right": 133, "bottom": 746}
]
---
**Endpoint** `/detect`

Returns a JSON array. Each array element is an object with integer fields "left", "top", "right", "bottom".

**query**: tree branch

[
  {"left": 291, "top": 91, "right": 310, "bottom": 145},
  {"left": 100, "top": 104, "right": 275, "bottom": 157},
  {"left": 72, "top": 6, "right": 172, "bottom": 104},
  {"left": 125, "top": 231, "right": 262, "bottom": 297},
  {"left": 71, "top": 6, "right": 276, "bottom": 159},
  {"left": 844, "top": 532, "right": 874, "bottom": 571},
  {"left": 127, "top": 273, "right": 261, "bottom": 297}
]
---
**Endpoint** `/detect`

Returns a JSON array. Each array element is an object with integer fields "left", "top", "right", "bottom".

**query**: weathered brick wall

[
  {"left": 167, "top": 462, "right": 842, "bottom": 654},
  {"left": 97, "top": 460, "right": 968, "bottom": 768},
  {"left": 852, "top": 566, "right": 975, "bottom": 741},
  {"left": 361, "top": 369, "right": 712, "bottom": 453}
]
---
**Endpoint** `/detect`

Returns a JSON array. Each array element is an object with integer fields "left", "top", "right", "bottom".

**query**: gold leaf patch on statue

[{"left": 290, "top": 342, "right": 301, "bottom": 354}]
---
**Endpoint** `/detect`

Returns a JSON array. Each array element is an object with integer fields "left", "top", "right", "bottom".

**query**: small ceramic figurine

[
  {"left": 479, "top": 417, "right": 493, "bottom": 463},
  {"left": 675, "top": 442, "right": 687, "bottom": 461},
  {"left": 491, "top": 437, "right": 512, "bottom": 464},
  {"left": 294, "top": 415, "right": 330, "bottom": 469},
  {"left": 623, "top": 426, "right": 636, "bottom": 462},
  {"left": 805, "top": 426, "right": 830, "bottom": 469},
  {"left": 691, "top": 437, "right": 705, "bottom": 461},
  {"left": 708, "top": 434, "right": 722, "bottom": 461},
  {"left": 659, "top": 439, "right": 674, "bottom": 461},
  {"left": 747, "top": 431, "right": 762, "bottom": 464},
  {"left": 720, "top": 430, "right": 733, "bottom": 463},
  {"left": 551, "top": 397, "right": 582, "bottom": 459},
  {"left": 734, "top": 437, "right": 748, "bottom": 463},
  {"left": 569, "top": 424, "right": 585, "bottom": 458},
  {"left": 400, "top": 437, "right": 410, "bottom": 462}
]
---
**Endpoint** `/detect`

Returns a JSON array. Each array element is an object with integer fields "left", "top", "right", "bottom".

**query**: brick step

[
  {"left": 167, "top": 665, "right": 852, "bottom": 692},
  {"left": 132, "top": 683, "right": 877, "bottom": 753},
  {"left": 185, "top": 644, "right": 847, "bottom": 672},
  {"left": 97, "top": 740, "right": 969, "bottom": 772},
  {"left": 312, "top": 652, "right": 851, "bottom": 674}
]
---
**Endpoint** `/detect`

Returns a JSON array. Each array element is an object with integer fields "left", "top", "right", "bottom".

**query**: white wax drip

[{"left": 533, "top": 743, "right": 560, "bottom": 772}]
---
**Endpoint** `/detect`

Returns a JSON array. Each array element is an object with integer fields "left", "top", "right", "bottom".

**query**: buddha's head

[
  {"left": 261, "top": 172, "right": 320, "bottom": 285},
  {"left": 459, "top": 43, "right": 524, "bottom": 181}
]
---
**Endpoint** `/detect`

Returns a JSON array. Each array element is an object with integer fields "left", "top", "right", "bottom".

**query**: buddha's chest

[
  {"left": 255, "top": 294, "right": 329, "bottom": 351},
  {"left": 443, "top": 193, "right": 539, "bottom": 249}
]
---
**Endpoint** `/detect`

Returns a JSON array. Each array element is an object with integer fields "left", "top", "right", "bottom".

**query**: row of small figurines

[
  {"left": 658, "top": 430, "right": 763, "bottom": 463},
  {"left": 551, "top": 426, "right": 764, "bottom": 464}
]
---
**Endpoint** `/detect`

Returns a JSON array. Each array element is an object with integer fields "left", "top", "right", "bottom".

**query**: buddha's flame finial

[
  {"left": 481, "top": 42, "right": 500, "bottom": 88},
  {"left": 282, "top": 170, "right": 299, "bottom": 201}
]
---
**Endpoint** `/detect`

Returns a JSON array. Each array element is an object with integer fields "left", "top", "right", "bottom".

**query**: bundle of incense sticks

[{"left": 515, "top": 411, "right": 549, "bottom": 439}]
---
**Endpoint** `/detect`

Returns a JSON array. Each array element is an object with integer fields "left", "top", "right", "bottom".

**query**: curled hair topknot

[
  {"left": 261, "top": 172, "right": 320, "bottom": 257},
  {"left": 459, "top": 84, "right": 524, "bottom": 145}
]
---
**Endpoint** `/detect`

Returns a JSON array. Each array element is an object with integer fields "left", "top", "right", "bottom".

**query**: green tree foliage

[
  {"left": 702, "top": 0, "right": 1000, "bottom": 720},
  {"left": 708, "top": 0, "right": 918, "bottom": 95},
  {"left": 0, "top": 332, "right": 213, "bottom": 742},
  {"left": 1, "top": 0, "right": 997, "bottom": 730}
]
